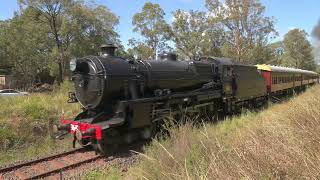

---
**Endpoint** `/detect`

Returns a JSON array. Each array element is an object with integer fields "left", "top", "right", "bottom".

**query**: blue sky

[{"left": 1, "top": 0, "right": 320, "bottom": 48}]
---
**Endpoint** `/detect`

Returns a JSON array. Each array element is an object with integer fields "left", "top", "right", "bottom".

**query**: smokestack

[{"left": 100, "top": 43, "right": 117, "bottom": 57}]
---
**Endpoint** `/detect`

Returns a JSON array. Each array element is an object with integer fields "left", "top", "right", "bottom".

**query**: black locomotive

[{"left": 57, "top": 44, "right": 319, "bottom": 154}]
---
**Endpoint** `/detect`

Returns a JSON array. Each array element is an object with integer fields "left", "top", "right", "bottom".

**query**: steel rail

[
  {"left": 0, "top": 148, "right": 85, "bottom": 174},
  {"left": 25, "top": 155, "right": 102, "bottom": 180}
]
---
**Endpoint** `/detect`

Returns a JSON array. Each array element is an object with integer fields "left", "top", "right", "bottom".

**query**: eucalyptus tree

[
  {"left": 18, "top": 0, "right": 119, "bottom": 84},
  {"left": 171, "top": 10, "right": 224, "bottom": 60},
  {"left": 206, "top": 0, "right": 277, "bottom": 63},
  {"left": 0, "top": 20, "right": 10, "bottom": 72},
  {"left": 131, "top": 2, "right": 171, "bottom": 60},
  {"left": 282, "top": 29, "right": 315, "bottom": 70},
  {"left": 127, "top": 39, "right": 154, "bottom": 60},
  {"left": 2, "top": 9, "right": 51, "bottom": 86}
]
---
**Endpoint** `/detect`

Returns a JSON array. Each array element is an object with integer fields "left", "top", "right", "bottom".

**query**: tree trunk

[
  {"left": 58, "top": 61, "right": 63, "bottom": 85},
  {"left": 51, "top": 14, "right": 64, "bottom": 85}
]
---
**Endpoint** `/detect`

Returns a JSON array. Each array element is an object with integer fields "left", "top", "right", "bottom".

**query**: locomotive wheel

[
  {"left": 102, "top": 129, "right": 122, "bottom": 155},
  {"left": 96, "top": 141, "right": 119, "bottom": 156}
]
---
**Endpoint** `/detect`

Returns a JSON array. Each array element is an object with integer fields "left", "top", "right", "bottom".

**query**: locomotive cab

[{"left": 198, "top": 57, "right": 235, "bottom": 96}]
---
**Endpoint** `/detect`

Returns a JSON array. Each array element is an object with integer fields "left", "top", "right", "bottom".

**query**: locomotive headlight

[{"left": 70, "top": 58, "right": 77, "bottom": 71}]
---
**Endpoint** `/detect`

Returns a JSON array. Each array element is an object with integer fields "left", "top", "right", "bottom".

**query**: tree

[
  {"left": 0, "top": 0, "right": 120, "bottom": 87},
  {"left": 206, "top": 0, "right": 277, "bottom": 63},
  {"left": 127, "top": 39, "right": 154, "bottom": 60},
  {"left": 18, "top": 0, "right": 69, "bottom": 84},
  {"left": 67, "top": 3, "right": 120, "bottom": 57},
  {"left": 18, "top": 0, "right": 119, "bottom": 84},
  {"left": 131, "top": 2, "right": 171, "bottom": 59},
  {"left": 268, "top": 41, "right": 285, "bottom": 65},
  {"left": 282, "top": 29, "right": 315, "bottom": 70},
  {"left": 170, "top": 10, "right": 224, "bottom": 60},
  {"left": 0, "top": 21, "right": 9, "bottom": 69},
  {"left": 249, "top": 41, "right": 274, "bottom": 64},
  {"left": 2, "top": 9, "right": 51, "bottom": 86}
]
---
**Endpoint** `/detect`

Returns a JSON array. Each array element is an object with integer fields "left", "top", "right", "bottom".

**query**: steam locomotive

[{"left": 56, "top": 44, "right": 319, "bottom": 154}]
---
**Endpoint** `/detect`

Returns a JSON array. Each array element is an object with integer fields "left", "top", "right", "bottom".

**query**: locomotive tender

[{"left": 57, "top": 45, "right": 319, "bottom": 154}]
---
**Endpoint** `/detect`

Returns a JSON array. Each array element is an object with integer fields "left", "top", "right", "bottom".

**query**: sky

[{"left": 0, "top": 0, "right": 320, "bottom": 48}]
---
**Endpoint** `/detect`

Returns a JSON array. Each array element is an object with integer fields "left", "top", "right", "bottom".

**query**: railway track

[{"left": 0, "top": 148, "right": 102, "bottom": 180}]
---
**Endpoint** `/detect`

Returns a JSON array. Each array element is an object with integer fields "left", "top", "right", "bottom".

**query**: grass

[
  {"left": 83, "top": 167, "right": 124, "bottom": 180},
  {"left": 0, "top": 81, "right": 81, "bottom": 165},
  {"left": 126, "top": 85, "right": 320, "bottom": 179}
]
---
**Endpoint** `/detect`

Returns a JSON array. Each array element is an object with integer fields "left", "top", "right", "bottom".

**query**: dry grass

[{"left": 128, "top": 85, "right": 320, "bottom": 179}]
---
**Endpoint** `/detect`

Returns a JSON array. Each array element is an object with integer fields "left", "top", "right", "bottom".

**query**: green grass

[
  {"left": 0, "top": 81, "right": 81, "bottom": 165},
  {"left": 126, "top": 85, "right": 320, "bottom": 179}
]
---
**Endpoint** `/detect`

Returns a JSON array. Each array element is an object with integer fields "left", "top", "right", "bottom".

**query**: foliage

[
  {"left": 1, "top": 0, "right": 317, "bottom": 82},
  {"left": 170, "top": 10, "right": 223, "bottom": 60},
  {"left": 0, "top": 20, "right": 13, "bottom": 74},
  {"left": 128, "top": 85, "right": 320, "bottom": 179},
  {"left": 127, "top": 39, "right": 154, "bottom": 60},
  {"left": 206, "top": 0, "right": 277, "bottom": 63},
  {"left": 266, "top": 41, "right": 285, "bottom": 65},
  {"left": 0, "top": 0, "right": 119, "bottom": 86},
  {"left": 130, "top": 2, "right": 171, "bottom": 60},
  {"left": 2, "top": 9, "right": 51, "bottom": 86},
  {"left": 282, "top": 29, "right": 315, "bottom": 70}
]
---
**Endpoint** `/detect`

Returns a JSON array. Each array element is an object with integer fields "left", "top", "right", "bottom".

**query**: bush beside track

[
  {"left": 123, "top": 85, "right": 320, "bottom": 179},
  {"left": 0, "top": 81, "right": 80, "bottom": 165}
]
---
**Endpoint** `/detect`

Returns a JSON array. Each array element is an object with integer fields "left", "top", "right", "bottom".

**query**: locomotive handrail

[{"left": 93, "top": 56, "right": 108, "bottom": 79}]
